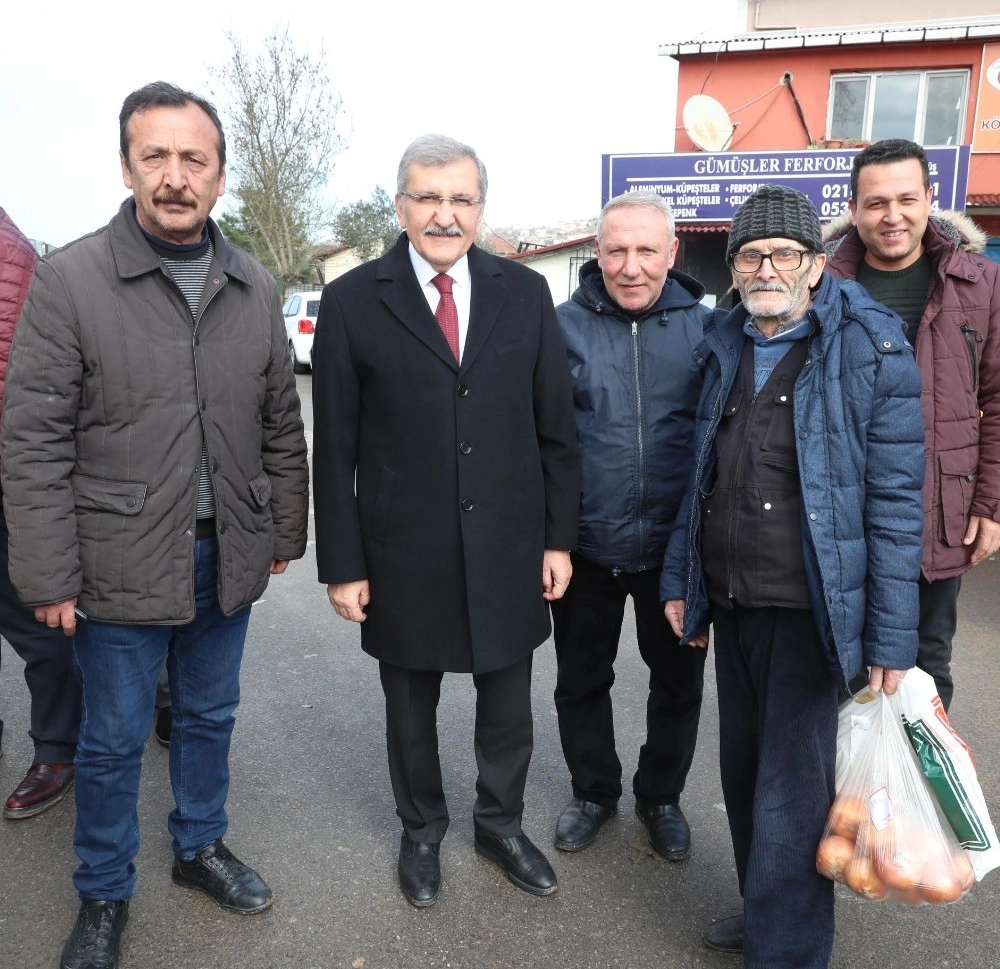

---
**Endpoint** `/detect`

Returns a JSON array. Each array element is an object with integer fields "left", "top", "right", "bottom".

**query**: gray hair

[
  {"left": 597, "top": 191, "right": 675, "bottom": 242},
  {"left": 396, "top": 134, "right": 488, "bottom": 201}
]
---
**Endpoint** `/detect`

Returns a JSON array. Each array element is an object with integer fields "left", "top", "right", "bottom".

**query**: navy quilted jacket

[
  {"left": 660, "top": 272, "right": 925, "bottom": 687},
  {"left": 556, "top": 259, "right": 711, "bottom": 572}
]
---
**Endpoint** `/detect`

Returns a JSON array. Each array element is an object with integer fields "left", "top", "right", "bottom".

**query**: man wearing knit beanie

[{"left": 661, "top": 184, "right": 926, "bottom": 968}]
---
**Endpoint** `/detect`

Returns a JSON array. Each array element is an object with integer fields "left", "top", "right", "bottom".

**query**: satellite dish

[{"left": 683, "top": 94, "right": 735, "bottom": 151}]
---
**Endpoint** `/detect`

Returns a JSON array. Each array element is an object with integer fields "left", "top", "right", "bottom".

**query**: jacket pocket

[
  {"left": 495, "top": 335, "right": 529, "bottom": 356},
  {"left": 248, "top": 471, "right": 273, "bottom": 509},
  {"left": 760, "top": 386, "right": 797, "bottom": 458},
  {"left": 938, "top": 449, "right": 977, "bottom": 547},
  {"left": 70, "top": 473, "right": 147, "bottom": 515},
  {"left": 961, "top": 323, "right": 982, "bottom": 393}
]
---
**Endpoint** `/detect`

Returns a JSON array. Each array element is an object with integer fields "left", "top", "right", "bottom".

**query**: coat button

[
  {"left": 126, "top": 498, "right": 136, "bottom": 508},
  {"left": 459, "top": 441, "right": 472, "bottom": 454},
  {"left": 457, "top": 384, "right": 469, "bottom": 397},
  {"left": 883, "top": 341, "right": 892, "bottom": 349},
  {"left": 218, "top": 522, "right": 227, "bottom": 534},
  {"left": 966, "top": 474, "right": 975, "bottom": 482},
  {"left": 799, "top": 430, "right": 808, "bottom": 439},
  {"left": 462, "top": 498, "right": 474, "bottom": 511},
  {"left": 809, "top": 512, "right": 818, "bottom": 520}
]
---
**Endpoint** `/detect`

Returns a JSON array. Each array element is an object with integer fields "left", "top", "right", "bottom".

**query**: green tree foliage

[
  {"left": 216, "top": 212, "right": 254, "bottom": 252},
  {"left": 210, "top": 27, "right": 347, "bottom": 285},
  {"left": 332, "top": 187, "right": 401, "bottom": 262}
]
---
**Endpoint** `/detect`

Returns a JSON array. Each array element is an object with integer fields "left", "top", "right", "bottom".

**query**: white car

[{"left": 281, "top": 290, "right": 323, "bottom": 374}]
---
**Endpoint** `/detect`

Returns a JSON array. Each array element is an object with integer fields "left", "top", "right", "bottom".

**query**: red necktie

[{"left": 431, "top": 273, "right": 460, "bottom": 362}]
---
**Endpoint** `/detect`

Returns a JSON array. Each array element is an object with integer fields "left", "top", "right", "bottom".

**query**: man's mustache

[
  {"left": 423, "top": 225, "right": 463, "bottom": 238},
  {"left": 747, "top": 282, "right": 788, "bottom": 293},
  {"left": 154, "top": 191, "right": 195, "bottom": 207}
]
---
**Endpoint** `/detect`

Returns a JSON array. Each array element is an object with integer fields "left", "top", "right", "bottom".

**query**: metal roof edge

[{"left": 659, "top": 20, "right": 1000, "bottom": 57}]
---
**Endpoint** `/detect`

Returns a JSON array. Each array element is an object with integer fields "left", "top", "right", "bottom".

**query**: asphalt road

[{"left": 1, "top": 373, "right": 998, "bottom": 969}]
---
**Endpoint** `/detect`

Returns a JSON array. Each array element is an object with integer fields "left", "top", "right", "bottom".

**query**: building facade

[{"left": 654, "top": 4, "right": 1000, "bottom": 302}]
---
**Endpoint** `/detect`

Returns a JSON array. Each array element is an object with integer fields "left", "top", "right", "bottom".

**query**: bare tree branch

[{"left": 209, "top": 27, "right": 348, "bottom": 284}]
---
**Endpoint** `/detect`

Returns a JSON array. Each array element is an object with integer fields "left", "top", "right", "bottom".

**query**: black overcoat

[{"left": 312, "top": 235, "right": 580, "bottom": 674}]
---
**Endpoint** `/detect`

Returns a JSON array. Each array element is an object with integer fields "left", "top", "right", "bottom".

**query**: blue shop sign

[{"left": 601, "top": 147, "right": 970, "bottom": 222}]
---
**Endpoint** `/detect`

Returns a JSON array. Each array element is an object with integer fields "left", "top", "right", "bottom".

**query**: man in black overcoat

[{"left": 311, "top": 133, "right": 580, "bottom": 907}]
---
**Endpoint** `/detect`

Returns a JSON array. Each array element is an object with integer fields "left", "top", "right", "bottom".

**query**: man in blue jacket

[
  {"left": 551, "top": 192, "right": 710, "bottom": 859},
  {"left": 662, "top": 185, "right": 925, "bottom": 969}
]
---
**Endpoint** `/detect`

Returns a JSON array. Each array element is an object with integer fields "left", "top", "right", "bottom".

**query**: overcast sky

[{"left": 1, "top": 0, "right": 741, "bottom": 247}]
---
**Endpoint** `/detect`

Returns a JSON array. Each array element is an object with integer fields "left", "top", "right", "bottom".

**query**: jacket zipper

[
  {"left": 961, "top": 323, "right": 982, "bottom": 393},
  {"left": 683, "top": 343, "right": 731, "bottom": 629},
  {"left": 192, "top": 279, "right": 227, "bottom": 520},
  {"left": 632, "top": 320, "right": 646, "bottom": 562}
]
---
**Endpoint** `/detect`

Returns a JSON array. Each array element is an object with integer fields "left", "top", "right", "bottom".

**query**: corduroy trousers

[{"left": 712, "top": 603, "right": 839, "bottom": 969}]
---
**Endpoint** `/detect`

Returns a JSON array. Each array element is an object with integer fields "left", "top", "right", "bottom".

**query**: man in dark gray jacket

[
  {"left": 551, "top": 192, "right": 709, "bottom": 859},
  {"left": 1, "top": 82, "right": 309, "bottom": 969}
]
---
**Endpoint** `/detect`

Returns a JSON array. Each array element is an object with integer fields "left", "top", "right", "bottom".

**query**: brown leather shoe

[{"left": 4, "top": 762, "right": 75, "bottom": 819}]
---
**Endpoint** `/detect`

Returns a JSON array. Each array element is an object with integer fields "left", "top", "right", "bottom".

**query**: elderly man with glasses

[
  {"left": 311, "top": 133, "right": 579, "bottom": 908},
  {"left": 661, "top": 184, "right": 926, "bottom": 969}
]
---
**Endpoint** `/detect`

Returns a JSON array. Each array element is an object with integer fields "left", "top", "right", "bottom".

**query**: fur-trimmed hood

[{"left": 823, "top": 208, "right": 987, "bottom": 256}]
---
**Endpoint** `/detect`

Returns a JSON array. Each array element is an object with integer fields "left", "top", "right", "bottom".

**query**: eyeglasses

[
  {"left": 399, "top": 192, "right": 483, "bottom": 209},
  {"left": 730, "top": 248, "right": 813, "bottom": 273}
]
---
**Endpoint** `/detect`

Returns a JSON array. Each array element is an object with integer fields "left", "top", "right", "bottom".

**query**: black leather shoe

[
  {"left": 554, "top": 798, "right": 617, "bottom": 852},
  {"left": 474, "top": 831, "right": 558, "bottom": 896},
  {"left": 703, "top": 913, "right": 744, "bottom": 953},
  {"left": 635, "top": 801, "right": 691, "bottom": 860},
  {"left": 172, "top": 838, "right": 273, "bottom": 914},
  {"left": 398, "top": 835, "right": 441, "bottom": 907},
  {"left": 60, "top": 899, "right": 128, "bottom": 969}
]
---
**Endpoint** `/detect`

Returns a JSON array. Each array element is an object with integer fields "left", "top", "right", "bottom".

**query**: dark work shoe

[
  {"left": 554, "top": 798, "right": 617, "bottom": 852},
  {"left": 635, "top": 801, "right": 691, "bottom": 861},
  {"left": 4, "top": 762, "right": 75, "bottom": 819},
  {"left": 703, "top": 912, "right": 744, "bottom": 954},
  {"left": 172, "top": 838, "right": 273, "bottom": 914},
  {"left": 60, "top": 899, "right": 129, "bottom": 969},
  {"left": 153, "top": 706, "right": 172, "bottom": 748},
  {"left": 398, "top": 834, "right": 441, "bottom": 907},
  {"left": 474, "top": 830, "right": 558, "bottom": 896}
]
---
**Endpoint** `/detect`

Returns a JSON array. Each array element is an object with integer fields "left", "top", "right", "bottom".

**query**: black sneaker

[
  {"left": 172, "top": 838, "right": 273, "bottom": 914},
  {"left": 60, "top": 899, "right": 129, "bottom": 969}
]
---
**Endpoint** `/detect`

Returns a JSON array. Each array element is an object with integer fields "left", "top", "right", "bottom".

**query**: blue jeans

[{"left": 71, "top": 539, "right": 251, "bottom": 900}]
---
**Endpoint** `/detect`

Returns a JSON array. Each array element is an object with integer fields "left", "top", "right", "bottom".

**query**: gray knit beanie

[{"left": 726, "top": 184, "right": 822, "bottom": 261}]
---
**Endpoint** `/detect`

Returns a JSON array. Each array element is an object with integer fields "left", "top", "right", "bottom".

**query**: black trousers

[
  {"left": 379, "top": 655, "right": 533, "bottom": 843},
  {"left": 550, "top": 553, "right": 707, "bottom": 808},
  {"left": 0, "top": 504, "right": 81, "bottom": 762},
  {"left": 917, "top": 574, "right": 961, "bottom": 711},
  {"left": 713, "top": 604, "right": 837, "bottom": 969}
]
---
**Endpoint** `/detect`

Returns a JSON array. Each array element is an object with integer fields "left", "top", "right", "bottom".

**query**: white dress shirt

[{"left": 408, "top": 244, "right": 472, "bottom": 363}]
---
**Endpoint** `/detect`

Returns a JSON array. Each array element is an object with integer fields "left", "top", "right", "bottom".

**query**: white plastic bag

[
  {"left": 894, "top": 667, "right": 1000, "bottom": 881},
  {"left": 820, "top": 688, "right": 975, "bottom": 904}
]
